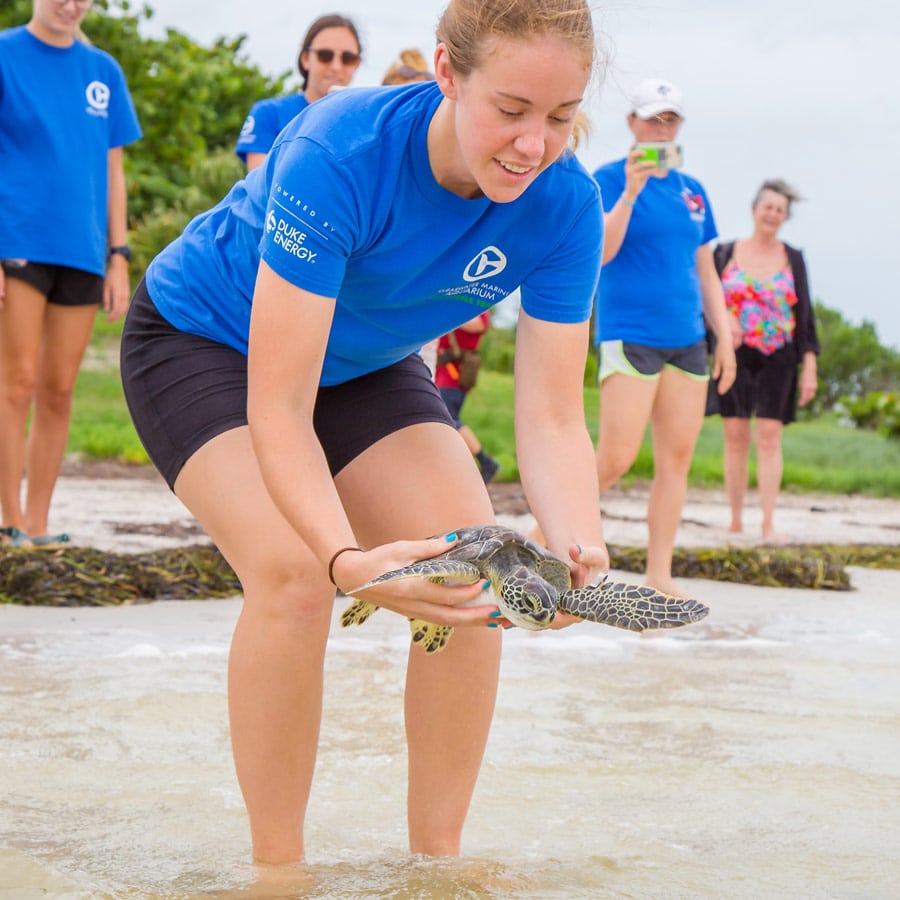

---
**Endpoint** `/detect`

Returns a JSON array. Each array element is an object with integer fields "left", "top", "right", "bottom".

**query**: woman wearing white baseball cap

[{"left": 590, "top": 77, "right": 736, "bottom": 596}]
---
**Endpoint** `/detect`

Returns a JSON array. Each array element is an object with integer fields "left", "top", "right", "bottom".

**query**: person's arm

[
  {"left": 457, "top": 312, "right": 489, "bottom": 335},
  {"left": 245, "top": 152, "right": 266, "bottom": 171},
  {"left": 798, "top": 350, "right": 818, "bottom": 407},
  {"left": 601, "top": 149, "right": 656, "bottom": 264},
  {"left": 103, "top": 146, "right": 130, "bottom": 323},
  {"left": 696, "top": 244, "right": 737, "bottom": 394},
  {"left": 513, "top": 310, "right": 608, "bottom": 599},
  {"left": 247, "top": 261, "right": 489, "bottom": 616}
]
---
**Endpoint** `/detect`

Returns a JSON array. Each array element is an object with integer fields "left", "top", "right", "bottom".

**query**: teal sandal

[
  {"left": 30, "top": 533, "right": 71, "bottom": 548},
  {"left": 0, "top": 527, "right": 32, "bottom": 548}
]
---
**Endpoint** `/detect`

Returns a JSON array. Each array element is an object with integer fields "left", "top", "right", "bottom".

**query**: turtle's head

[{"left": 498, "top": 566, "right": 557, "bottom": 631}]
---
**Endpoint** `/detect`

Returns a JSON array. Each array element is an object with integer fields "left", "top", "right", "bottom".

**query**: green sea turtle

[{"left": 341, "top": 524, "right": 709, "bottom": 652}]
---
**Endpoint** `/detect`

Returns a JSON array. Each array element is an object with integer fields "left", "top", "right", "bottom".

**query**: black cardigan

[{"left": 713, "top": 240, "right": 820, "bottom": 358}]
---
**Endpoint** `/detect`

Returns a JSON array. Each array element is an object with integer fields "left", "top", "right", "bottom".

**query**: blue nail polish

[
  {"left": 482, "top": 579, "right": 491, "bottom": 590},
  {"left": 489, "top": 610, "right": 502, "bottom": 618},
  {"left": 445, "top": 532, "right": 457, "bottom": 542},
  {"left": 487, "top": 623, "right": 498, "bottom": 629}
]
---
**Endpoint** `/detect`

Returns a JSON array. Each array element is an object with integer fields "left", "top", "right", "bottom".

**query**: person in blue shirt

[
  {"left": 0, "top": 0, "right": 141, "bottom": 549},
  {"left": 592, "top": 78, "right": 735, "bottom": 596},
  {"left": 122, "top": 0, "right": 608, "bottom": 868},
  {"left": 234, "top": 13, "right": 362, "bottom": 171}
]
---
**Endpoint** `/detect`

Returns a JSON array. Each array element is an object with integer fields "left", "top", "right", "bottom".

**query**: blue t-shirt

[
  {"left": 149, "top": 82, "right": 603, "bottom": 386},
  {"left": 234, "top": 93, "right": 309, "bottom": 162},
  {"left": 0, "top": 27, "right": 142, "bottom": 276},
  {"left": 592, "top": 159, "right": 717, "bottom": 347}
]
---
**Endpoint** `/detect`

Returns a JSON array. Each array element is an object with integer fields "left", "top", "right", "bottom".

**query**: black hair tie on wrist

[{"left": 328, "top": 546, "right": 363, "bottom": 586}]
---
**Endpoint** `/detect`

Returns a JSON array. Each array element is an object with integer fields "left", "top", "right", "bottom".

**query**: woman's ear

[{"left": 433, "top": 43, "right": 459, "bottom": 99}]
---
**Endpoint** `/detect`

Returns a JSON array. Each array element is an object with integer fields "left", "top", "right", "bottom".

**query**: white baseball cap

[{"left": 630, "top": 78, "right": 685, "bottom": 119}]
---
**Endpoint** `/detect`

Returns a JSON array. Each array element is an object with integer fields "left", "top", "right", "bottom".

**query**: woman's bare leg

[
  {"left": 595, "top": 373, "right": 658, "bottom": 490},
  {"left": 24, "top": 302, "right": 97, "bottom": 536},
  {"left": 175, "top": 427, "right": 334, "bottom": 865},
  {"left": 722, "top": 417, "right": 752, "bottom": 534},
  {"left": 645, "top": 370, "right": 707, "bottom": 595},
  {"left": 0, "top": 277, "right": 44, "bottom": 531},
  {"left": 337, "top": 421, "right": 501, "bottom": 855},
  {"left": 754, "top": 417, "right": 784, "bottom": 541}
]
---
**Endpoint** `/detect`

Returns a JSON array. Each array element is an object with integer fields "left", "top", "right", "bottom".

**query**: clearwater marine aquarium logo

[
  {"left": 463, "top": 245, "right": 507, "bottom": 283},
  {"left": 85, "top": 80, "right": 110, "bottom": 117}
]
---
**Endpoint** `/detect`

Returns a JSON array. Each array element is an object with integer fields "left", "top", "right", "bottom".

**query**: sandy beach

[{"left": 43, "top": 460, "right": 900, "bottom": 554}]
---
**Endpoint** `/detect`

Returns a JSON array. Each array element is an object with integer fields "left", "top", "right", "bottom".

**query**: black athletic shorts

[
  {"left": 120, "top": 280, "right": 455, "bottom": 490},
  {"left": 717, "top": 343, "right": 799, "bottom": 424},
  {"left": 1, "top": 260, "right": 103, "bottom": 306}
]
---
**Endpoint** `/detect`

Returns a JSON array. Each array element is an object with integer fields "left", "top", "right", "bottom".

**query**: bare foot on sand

[{"left": 643, "top": 575, "right": 693, "bottom": 599}]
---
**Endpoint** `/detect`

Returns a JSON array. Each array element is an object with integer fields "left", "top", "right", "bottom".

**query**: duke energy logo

[
  {"left": 85, "top": 80, "right": 110, "bottom": 118},
  {"left": 266, "top": 211, "right": 318, "bottom": 262},
  {"left": 463, "top": 246, "right": 507, "bottom": 282}
]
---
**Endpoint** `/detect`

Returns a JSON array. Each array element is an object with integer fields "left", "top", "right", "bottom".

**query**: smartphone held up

[{"left": 635, "top": 142, "right": 683, "bottom": 170}]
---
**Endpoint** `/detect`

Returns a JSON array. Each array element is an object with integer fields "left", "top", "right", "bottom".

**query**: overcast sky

[{"left": 138, "top": 0, "right": 898, "bottom": 349}]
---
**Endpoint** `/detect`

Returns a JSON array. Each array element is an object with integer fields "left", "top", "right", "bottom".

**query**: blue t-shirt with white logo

[
  {"left": 149, "top": 82, "right": 603, "bottom": 386},
  {"left": 593, "top": 159, "right": 717, "bottom": 347},
  {"left": 234, "top": 93, "right": 309, "bottom": 162},
  {"left": 0, "top": 27, "right": 142, "bottom": 276}
]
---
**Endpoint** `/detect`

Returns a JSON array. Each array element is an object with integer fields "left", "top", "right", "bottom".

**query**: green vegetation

[{"left": 69, "top": 343, "right": 900, "bottom": 498}]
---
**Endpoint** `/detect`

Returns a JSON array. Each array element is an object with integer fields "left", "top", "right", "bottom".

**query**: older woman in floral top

[{"left": 712, "top": 178, "right": 820, "bottom": 542}]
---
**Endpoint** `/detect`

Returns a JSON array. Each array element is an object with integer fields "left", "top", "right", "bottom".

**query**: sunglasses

[
  {"left": 396, "top": 65, "right": 435, "bottom": 81},
  {"left": 306, "top": 48, "right": 361, "bottom": 67}
]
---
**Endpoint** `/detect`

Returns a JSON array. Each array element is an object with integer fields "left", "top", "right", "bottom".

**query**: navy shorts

[
  {"left": 439, "top": 386, "right": 466, "bottom": 429},
  {"left": 120, "top": 280, "right": 455, "bottom": 490},
  {"left": 598, "top": 339, "right": 709, "bottom": 383},
  {"left": 1, "top": 260, "right": 103, "bottom": 306},
  {"left": 717, "top": 343, "right": 799, "bottom": 424}
]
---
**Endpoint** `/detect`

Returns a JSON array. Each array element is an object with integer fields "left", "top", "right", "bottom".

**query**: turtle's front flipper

[
  {"left": 346, "top": 560, "right": 482, "bottom": 595},
  {"left": 560, "top": 582, "right": 709, "bottom": 632}
]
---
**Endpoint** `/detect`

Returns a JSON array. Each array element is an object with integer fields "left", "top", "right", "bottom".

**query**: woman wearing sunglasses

[
  {"left": 0, "top": 0, "right": 141, "bottom": 549},
  {"left": 123, "top": 0, "right": 608, "bottom": 867},
  {"left": 235, "top": 14, "right": 362, "bottom": 171}
]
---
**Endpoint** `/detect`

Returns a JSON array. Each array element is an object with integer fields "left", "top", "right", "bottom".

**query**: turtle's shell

[{"left": 436, "top": 524, "right": 571, "bottom": 591}]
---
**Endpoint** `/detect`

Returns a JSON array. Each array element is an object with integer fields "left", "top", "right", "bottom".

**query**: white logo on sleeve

[
  {"left": 463, "top": 246, "right": 507, "bottom": 282},
  {"left": 266, "top": 211, "right": 318, "bottom": 263},
  {"left": 85, "top": 80, "right": 110, "bottom": 113}
]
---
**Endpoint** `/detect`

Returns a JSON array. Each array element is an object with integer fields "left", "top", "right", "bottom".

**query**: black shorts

[
  {"left": 120, "top": 280, "right": 455, "bottom": 490},
  {"left": 598, "top": 339, "right": 709, "bottom": 382},
  {"left": 1, "top": 260, "right": 103, "bottom": 306},
  {"left": 717, "top": 343, "right": 799, "bottom": 424}
]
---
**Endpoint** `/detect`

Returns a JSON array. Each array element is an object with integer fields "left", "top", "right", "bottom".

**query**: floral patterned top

[{"left": 721, "top": 259, "right": 797, "bottom": 355}]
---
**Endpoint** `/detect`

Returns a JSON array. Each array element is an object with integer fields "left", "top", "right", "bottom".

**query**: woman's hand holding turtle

[{"left": 330, "top": 534, "right": 497, "bottom": 626}]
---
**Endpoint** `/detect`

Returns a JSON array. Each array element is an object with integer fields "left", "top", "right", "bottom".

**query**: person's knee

[
  {"left": 596, "top": 443, "right": 637, "bottom": 484},
  {"left": 239, "top": 555, "right": 335, "bottom": 627},
  {"left": 1, "top": 366, "right": 37, "bottom": 412},
  {"left": 755, "top": 424, "right": 782, "bottom": 456}
]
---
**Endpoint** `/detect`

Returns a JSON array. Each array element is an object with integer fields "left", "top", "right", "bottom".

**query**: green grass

[
  {"left": 67, "top": 342, "right": 900, "bottom": 498},
  {"left": 461, "top": 371, "right": 900, "bottom": 498}
]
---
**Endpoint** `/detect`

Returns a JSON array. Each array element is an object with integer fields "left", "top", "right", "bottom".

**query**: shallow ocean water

[{"left": 1, "top": 568, "right": 899, "bottom": 899}]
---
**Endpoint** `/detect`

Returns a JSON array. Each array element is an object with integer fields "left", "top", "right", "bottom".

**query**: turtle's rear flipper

[
  {"left": 340, "top": 599, "right": 379, "bottom": 628},
  {"left": 561, "top": 582, "right": 709, "bottom": 632},
  {"left": 409, "top": 618, "right": 453, "bottom": 653}
]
